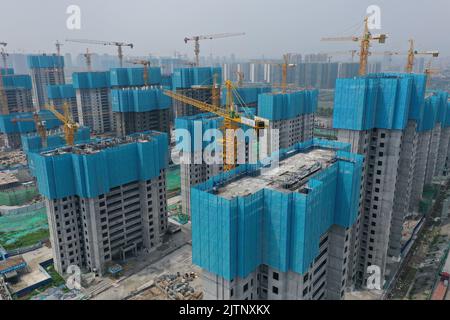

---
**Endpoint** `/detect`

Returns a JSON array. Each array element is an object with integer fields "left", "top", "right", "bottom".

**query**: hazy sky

[{"left": 2, "top": 0, "right": 449, "bottom": 59}]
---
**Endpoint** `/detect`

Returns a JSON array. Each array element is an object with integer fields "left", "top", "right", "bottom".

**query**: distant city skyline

[{"left": 1, "top": 0, "right": 450, "bottom": 60}]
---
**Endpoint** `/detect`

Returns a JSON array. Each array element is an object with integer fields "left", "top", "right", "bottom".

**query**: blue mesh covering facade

[
  {"left": 27, "top": 55, "right": 64, "bottom": 69},
  {"left": 0, "top": 111, "right": 61, "bottom": 134},
  {"left": 21, "top": 127, "right": 91, "bottom": 154},
  {"left": 175, "top": 113, "right": 223, "bottom": 152},
  {"left": 257, "top": 90, "right": 318, "bottom": 120},
  {"left": 72, "top": 72, "right": 110, "bottom": 89},
  {"left": 2, "top": 75, "right": 32, "bottom": 89},
  {"left": 221, "top": 87, "right": 272, "bottom": 107},
  {"left": 47, "top": 84, "right": 76, "bottom": 99},
  {"left": 191, "top": 139, "right": 363, "bottom": 280},
  {"left": 33, "top": 131, "right": 168, "bottom": 200},
  {"left": 0, "top": 68, "right": 14, "bottom": 76},
  {"left": 110, "top": 67, "right": 162, "bottom": 87},
  {"left": 172, "top": 67, "right": 222, "bottom": 89},
  {"left": 332, "top": 73, "right": 438, "bottom": 131},
  {"left": 111, "top": 88, "right": 170, "bottom": 112}
]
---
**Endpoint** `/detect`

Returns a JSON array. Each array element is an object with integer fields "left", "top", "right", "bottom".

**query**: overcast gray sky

[{"left": 1, "top": 0, "right": 449, "bottom": 59}]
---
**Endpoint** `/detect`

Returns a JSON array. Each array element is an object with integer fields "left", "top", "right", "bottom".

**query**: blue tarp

[
  {"left": 2, "top": 75, "right": 32, "bottom": 89},
  {"left": 111, "top": 88, "right": 170, "bottom": 112},
  {"left": 72, "top": 72, "right": 110, "bottom": 89},
  {"left": 47, "top": 84, "right": 76, "bottom": 99},
  {"left": 0, "top": 111, "right": 62, "bottom": 134},
  {"left": 257, "top": 90, "right": 318, "bottom": 121},
  {"left": 221, "top": 87, "right": 272, "bottom": 107},
  {"left": 27, "top": 55, "right": 64, "bottom": 69},
  {"left": 33, "top": 131, "right": 168, "bottom": 200},
  {"left": 0, "top": 68, "right": 14, "bottom": 76},
  {"left": 172, "top": 67, "right": 222, "bottom": 89},
  {"left": 175, "top": 113, "right": 223, "bottom": 152},
  {"left": 110, "top": 67, "right": 162, "bottom": 87},
  {"left": 333, "top": 73, "right": 431, "bottom": 131},
  {"left": 191, "top": 139, "right": 363, "bottom": 280}
]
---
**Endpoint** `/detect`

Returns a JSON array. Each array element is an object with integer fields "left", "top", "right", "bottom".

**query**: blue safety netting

[
  {"left": 2, "top": 75, "right": 32, "bottom": 89},
  {"left": 417, "top": 91, "right": 449, "bottom": 132},
  {"left": 257, "top": 90, "right": 318, "bottom": 121},
  {"left": 191, "top": 139, "right": 363, "bottom": 280},
  {"left": 175, "top": 113, "right": 223, "bottom": 152},
  {"left": 23, "top": 127, "right": 91, "bottom": 176},
  {"left": 72, "top": 71, "right": 110, "bottom": 89},
  {"left": 47, "top": 84, "right": 76, "bottom": 99},
  {"left": 172, "top": 67, "right": 222, "bottom": 89},
  {"left": 161, "top": 75, "right": 172, "bottom": 89},
  {"left": 0, "top": 111, "right": 62, "bottom": 134},
  {"left": 111, "top": 88, "right": 170, "bottom": 112},
  {"left": 445, "top": 101, "right": 450, "bottom": 128},
  {"left": 33, "top": 131, "right": 168, "bottom": 200},
  {"left": 21, "top": 127, "right": 91, "bottom": 154},
  {"left": 0, "top": 68, "right": 14, "bottom": 76},
  {"left": 110, "top": 67, "right": 162, "bottom": 87},
  {"left": 333, "top": 73, "right": 429, "bottom": 131},
  {"left": 27, "top": 55, "right": 64, "bottom": 69},
  {"left": 221, "top": 87, "right": 272, "bottom": 107}
]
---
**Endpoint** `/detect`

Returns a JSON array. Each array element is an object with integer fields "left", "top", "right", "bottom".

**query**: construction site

[{"left": 0, "top": 1, "right": 449, "bottom": 304}]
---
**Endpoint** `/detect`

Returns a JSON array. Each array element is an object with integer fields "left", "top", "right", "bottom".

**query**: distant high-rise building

[
  {"left": 72, "top": 71, "right": 114, "bottom": 134},
  {"left": 110, "top": 67, "right": 171, "bottom": 137},
  {"left": 0, "top": 69, "right": 33, "bottom": 114},
  {"left": 27, "top": 54, "right": 65, "bottom": 108},
  {"left": 33, "top": 131, "right": 169, "bottom": 275}
]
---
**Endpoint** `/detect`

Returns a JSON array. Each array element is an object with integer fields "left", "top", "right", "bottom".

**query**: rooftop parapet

[
  {"left": 27, "top": 54, "right": 64, "bottom": 69},
  {"left": 33, "top": 131, "right": 168, "bottom": 200}
]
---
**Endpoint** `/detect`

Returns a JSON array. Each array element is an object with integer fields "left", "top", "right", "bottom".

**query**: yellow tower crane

[
  {"left": 164, "top": 80, "right": 265, "bottom": 171},
  {"left": 55, "top": 40, "right": 63, "bottom": 56},
  {"left": 251, "top": 54, "right": 296, "bottom": 93},
  {"left": 128, "top": 59, "right": 151, "bottom": 86},
  {"left": 46, "top": 102, "right": 79, "bottom": 146},
  {"left": 184, "top": 32, "right": 245, "bottom": 67},
  {"left": 11, "top": 113, "right": 48, "bottom": 148},
  {"left": 405, "top": 39, "right": 439, "bottom": 73},
  {"left": 83, "top": 48, "right": 93, "bottom": 71},
  {"left": 322, "top": 17, "right": 387, "bottom": 75},
  {"left": 66, "top": 39, "right": 134, "bottom": 67},
  {"left": 235, "top": 71, "right": 244, "bottom": 87}
]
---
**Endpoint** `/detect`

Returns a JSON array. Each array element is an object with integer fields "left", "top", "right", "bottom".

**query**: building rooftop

[
  {"left": 0, "top": 172, "right": 19, "bottom": 187},
  {"left": 217, "top": 148, "right": 336, "bottom": 199},
  {"left": 40, "top": 131, "right": 165, "bottom": 157}
]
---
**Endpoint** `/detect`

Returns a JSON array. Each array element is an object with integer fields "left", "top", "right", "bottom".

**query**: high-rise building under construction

[{"left": 32, "top": 131, "right": 169, "bottom": 275}]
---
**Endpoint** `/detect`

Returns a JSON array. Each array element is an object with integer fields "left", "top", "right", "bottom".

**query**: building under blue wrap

[
  {"left": 110, "top": 67, "right": 162, "bottom": 87},
  {"left": 33, "top": 131, "right": 168, "bottom": 200},
  {"left": 0, "top": 68, "right": 14, "bottom": 76},
  {"left": 191, "top": 139, "right": 363, "bottom": 280},
  {"left": 47, "top": 84, "right": 76, "bottom": 99},
  {"left": 221, "top": 87, "right": 272, "bottom": 107},
  {"left": 172, "top": 67, "right": 222, "bottom": 89},
  {"left": 257, "top": 90, "right": 318, "bottom": 121},
  {"left": 0, "top": 111, "right": 61, "bottom": 134},
  {"left": 2, "top": 74, "right": 32, "bottom": 89},
  {"left": 111, "top": 88, "right": 170, "bottom": 112},
  {"left": 175, "top": 113, "right": 223, "bottom": 152},
  {"left": 72, "top": 72, "right": 110, "bottom": 89},
  {"left": 27, "top": 55, "right": 64, "bottom": 69},
  {"left": 332, "top": 73, "right": 443, "bottom": 131}
]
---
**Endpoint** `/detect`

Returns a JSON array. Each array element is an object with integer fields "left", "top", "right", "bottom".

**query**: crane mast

[
  {"left": 184, "top": 32, "right": 245, "bottom": 66},
  {"left": 66, "top": 39, "right": 134, "bottom": 67},
  {"left": 46, "top": 102, "right": 79, "bottom": 146},
  {"left": 321, "top": 17, "right": 387, "bottom": 75},
  {"left": 0, "top": 42, "right": 9, "bottom": 115},
  {"left": 164, "top": 81, "right": 265, "bottom": 171}
]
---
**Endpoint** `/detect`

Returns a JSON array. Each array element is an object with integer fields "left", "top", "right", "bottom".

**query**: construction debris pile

[
  {"left": 0, "top": 277, "right": 12, "bottom": 300},
  {"left": 0, "top": 151, "right": 26, "bottom": 168},
  {"left": 155, "top": 272, "right": 203, "bottom": 300}
]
